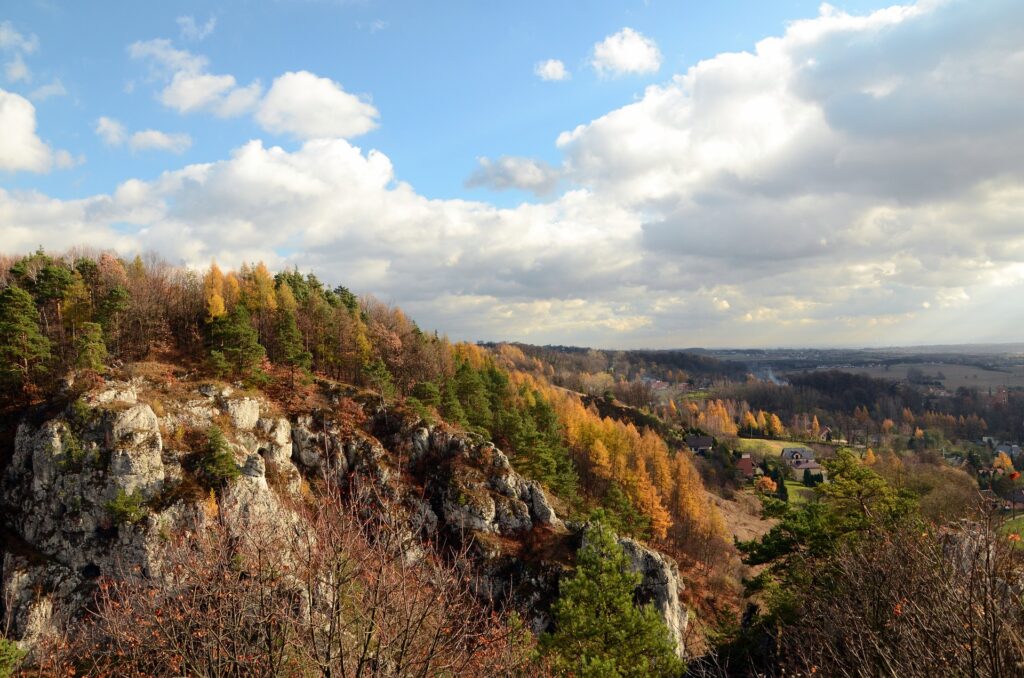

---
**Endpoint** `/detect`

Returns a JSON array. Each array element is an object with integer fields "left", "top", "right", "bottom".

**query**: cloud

[
  {"left": 29, "top": 79, "right": 66, "bottom": 101},
  {"left": 53, "top": 149, "right": 83, "bottom": 169},
  {"left": 0, "top": 21, "right": 38, "bottom": 85},
  {"left": 534, "top": 59, "right": 569, "bottom": 81},
  {"left": 95, "top": 116, "right": 191, "bottom": 153},
  {"left": 0, "top": 88, "right": 62, "bottom": 172},
  {"left": 129, "top": 39, "right": 262, "bottom": 117},
  {"left": 466, "top": 156, "right": 561, "bottom": 195},
  {"left": 0, "top": 21, "right": 38, "bottom": 53},
  {"left": 129, "top": 130, "right": 192, "bottom": 153},
  {"left": 5, "top": 53, "right": 29, "bottom": 83},
  {"left": 5, "top": 1, "right": 1024, "bottom": 348},
  {"left": 591, "top": 27, "right": 661, "bottom": 77},
  {"left": 255, "top": 71, "right": 379, "bottom": 139},
  {"left": 95, "top": 116, "right": 127, "bottom": 146},
  {"left": 176, "top": 15, "right": 216, "bottom": 41}
]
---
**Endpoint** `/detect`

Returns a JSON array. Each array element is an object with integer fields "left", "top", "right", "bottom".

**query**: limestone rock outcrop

[{"left": 0, "top": 371, "right": 689, "bottom": 661}]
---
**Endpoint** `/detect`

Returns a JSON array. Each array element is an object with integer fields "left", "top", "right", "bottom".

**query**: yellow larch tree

[{"left": 203, "top": 261, "right": 226, "bottom": 321}]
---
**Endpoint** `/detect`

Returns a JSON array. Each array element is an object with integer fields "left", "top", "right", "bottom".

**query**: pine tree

[
  {"left": 440, "top": 380, "right": 469, "bottom": 426},
  {"left": 540, "top": 522, "right": 684, "bottom": 677},
  {"left": 74, "top": 322, "right": 107, "bottom": 372},
  {"left": 273, "top": 285, "right": 311, "bottom": 387},
  {"left": 208, "top": 304, "right": 265, "bottom": 378},
  {"left": 363, "top": 357, "right": 396, "bottom": 409},
  {"left": 201, "top": 426, "right": 241, "bottom": 489},
  {"left": 0, "top": 285, "right": 51, "bottom": 396}
]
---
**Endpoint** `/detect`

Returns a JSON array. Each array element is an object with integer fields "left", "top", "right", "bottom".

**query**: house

[
  {"left": 791, "top": 459, "right": 828, "bottom": 482},
  {"left": 685, "top": 435, "right": 714, "bottom": 455},
  {"left": 995, "top": 442, "right": 1022, "bottom": 459},
  {"left": 781, "top": 447, "right": 815, "bottom": 465},
  {"left": 735, "top": 454, "right": 756, "bottom": 480}
]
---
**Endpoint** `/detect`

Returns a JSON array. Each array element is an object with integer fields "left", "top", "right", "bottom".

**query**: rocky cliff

[{"left": 0, "top": 368, "right": 688, "bottom": 660}]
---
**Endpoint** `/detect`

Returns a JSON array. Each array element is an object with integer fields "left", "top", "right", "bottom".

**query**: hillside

[
  {"left": 0, "top": 250, "right": 720, "bottom": 675},
  {"left": 2, "top": 249, "right": 1024, "bottom": 677}
]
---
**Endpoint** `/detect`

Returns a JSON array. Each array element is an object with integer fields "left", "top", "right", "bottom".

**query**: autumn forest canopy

[{"left": 0, "top": 246, "right": 1023, "bottom": 677}]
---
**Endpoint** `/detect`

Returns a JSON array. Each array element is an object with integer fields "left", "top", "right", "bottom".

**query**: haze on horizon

[{"left": 1, "top": 0, "right": 1022, "bottom": 350}]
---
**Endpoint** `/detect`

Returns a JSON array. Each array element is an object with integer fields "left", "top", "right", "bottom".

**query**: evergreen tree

[
  {"left": 363, "top": 357, "right": 396, "bottom": 408},
  {"left": 454, "top": 361, "right": 492, "bottom": 431},
  {"left": 411, "top": 381, "right": 441, "bottom": 407},
  {"left": 772, "top": 467, "right": 789, "bottom": 502},
  {"left": 540, "top": 522, "right": 684, "bottom": 677},
  {"left": 74, "top": 322, "right": 107, "bottom": 372},
  {"left": 208, "top": 304, "right": 265, "bottom": 378},
  {"left": 97, "top": 285, "right": 130, "bottom": 353},
  {"left": 274, "top": 294, "right": 311, "bottom": 387},
  {"left": 440, "top": 380, "right": 469, "bottom": 426},
  {"left": 200, "top": 426, "right": 241, "bottom": 488},
  {"left": 0, "top": 285, "right": 51, "bottom": 395},
  {"left": 596, "top": 485, "right": 652, "bottom": 541}
]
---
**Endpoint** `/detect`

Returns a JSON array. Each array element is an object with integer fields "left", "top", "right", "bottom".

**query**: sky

[{"left": 1, "top": 0, "right": 1023, "bottom": 349}]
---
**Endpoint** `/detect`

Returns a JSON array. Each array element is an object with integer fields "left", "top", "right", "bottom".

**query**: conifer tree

[
  {"left": 74, "top": 322, "right": 107, "bottom": 372},
  {"left": 274, "top": 285, "right": 311, "bottom": 387},
  {"left": 540, "top": 522, "right": 684, "bottom": 677},
  {"left": 208, "top": 304, "right": 265, "bottom": 378},
  {"left": 0, "top": 285, "right": 51, "bottom": 396},
  {"left": 440, "top": 380, "right": 469, "bottom": 426},
  {"left": 363, "top": 357, "right": 396, "bottom": 411}
]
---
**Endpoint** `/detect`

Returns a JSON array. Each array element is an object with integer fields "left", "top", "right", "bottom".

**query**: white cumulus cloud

[
  {"left": 129, "top": 39, "right": 262, "bottom": 117},
  {"left": 591, "top": 27, "right": 662, "bottom": 77},
  {"left": 129, "top": 129, "right": 192, "bottom": 153},
  {"left": 534, "top": 59, "right": 569, "bottom": 81},
  {"left": 95, "top": 116, "right": 191, "bottom": 153},
  {"left": 5, "top": 1, "right": 1024, "bottom": 348},
  {"left": 0, "top": 88, "right": 62, "bottom": 173},
  {"left": 255, "top": 71, "right": 379, "bottom": 140},
  {"left": 94, "top": 116, "right": 127, "bottom": 146}
]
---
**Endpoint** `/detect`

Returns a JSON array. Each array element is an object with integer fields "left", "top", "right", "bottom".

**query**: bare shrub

[
  {"left": 38, "top": 495, "right": 533, "bottom": 677},
  {"left": 782, "top": 517, "right": 1024, "bottom": 677}
]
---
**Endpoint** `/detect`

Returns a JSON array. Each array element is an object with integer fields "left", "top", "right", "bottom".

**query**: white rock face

[
  {"left": 87, "top": 382, "right": 138, "bottom": 406},
  {"left": 108, "top": 404, "right": 165, "bottom": 498},
  {"left": 225, "top": 397, "right": 261, "bottom": 431},
  {"left": 617, "top": 536, "right": 689, "bottom": 658}
]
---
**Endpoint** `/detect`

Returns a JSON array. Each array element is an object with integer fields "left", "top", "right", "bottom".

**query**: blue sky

[
  {"left": 5, "top": 0, "right": 880, "bottom": 202},
  {"left": 2, "top": 0, "right": 1023, "bottom": 348}
]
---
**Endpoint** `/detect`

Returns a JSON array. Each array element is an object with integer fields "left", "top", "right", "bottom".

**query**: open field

[
  {"left": 733, "top": 438, "right": 796, "bottom": 459},
  {"left": 830, "top": 362, "right": 1024, "bottom": 391},
  {"left": 785, "top": 480, "right": 816, "bottom": 505},
  {"left": 1001, "top": 515, "right": 1024, "bottom": 549}
]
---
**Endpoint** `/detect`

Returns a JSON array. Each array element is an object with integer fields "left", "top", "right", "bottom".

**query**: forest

[{"left": 2, "top": 248, "right": 1024, "bottom": 677}]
